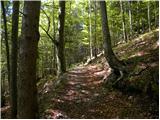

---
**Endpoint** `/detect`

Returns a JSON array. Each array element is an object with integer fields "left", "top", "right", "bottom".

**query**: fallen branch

[{"left": 130, "top": 66, "right": 149, "bottom": 76}]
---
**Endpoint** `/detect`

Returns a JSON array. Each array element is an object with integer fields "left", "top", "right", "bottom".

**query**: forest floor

[
  {"left": 38, "top": 29, "right": 159, "bottom": 119},
  {"left": 1, "top": 29, "right": 159, "bottom": 119}
]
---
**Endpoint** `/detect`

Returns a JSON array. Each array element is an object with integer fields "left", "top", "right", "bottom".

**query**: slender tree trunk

[
  {"left": 154, "top": 3, "right": 157, "bottom": 28},
  {"left": 68, "top": 1, "right": 72, "bottom": 68},
  {"left": 128, "top": 0, "right": 132, "bottom": 39},
  {"left": 18, "top": 1, "right": 41, "bottom": 118},
  {"left": 141, "top": 17, "right": 145, "bottom": 33},
  {"left": 10, "top": 1, "right": 19, "bottom": 118},
  {"left": 56, "top": 1, "right": 66, "bottom": 75},
  {"left": 120, "top": 0, "right": 127, "bottom": 42},
  {"left": 1, "top": 36, "right": 6, "bottom": 107},
  {"left": 100, "top": 1, "right": 125, "bottom": 74},
  {"left": 154, "top": 2, "right": 159, "bottom": 28},
  {"left": 88, "top": 0, "right": 93, "bottom": 59},
  {"left": 53, "top": 44, "right": 56, "bottom": 69},
  {"left": 1, "top": 1, "right": 10, "bottom": 91},
  {"left": 52, "top": 1, "right": 57, "bottom": 69},
  {"left": 94, "top": 1, "right": 97, "bottom": 58},
  {"left": 41, "top": 55, "right": 44, "bottom": 77},
  {"left": 147, "top": 1, "right": 151, "bottom": 31},
  {"left": 136, "top": 0, "right": 140, "bottom": 34}
]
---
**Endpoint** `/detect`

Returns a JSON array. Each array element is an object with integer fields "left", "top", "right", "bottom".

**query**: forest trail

[
  {"left": 40, "top": 64, "right": 157, "bottom": 119},
  {"left": 40, "top": 64, "right": 111, "bottom": 118},
  {"left": 39, "top": 29, "right": 159, "bottom": 119},
  {"left": 1, "top": 30, "right": 158, "bottom": 119},
  {"left": 1, "top": 1, "right": 159, "bottom": 119}
]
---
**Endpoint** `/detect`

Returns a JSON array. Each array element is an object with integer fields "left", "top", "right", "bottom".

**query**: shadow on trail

[
  {"left": 41, "top": 58, "right": 158, "bottom": 118},
  {"left": 40, "top": 42, "right": 159, "bottom": 119},
  {"left": 42, "top": 65, "right": 112, "bottom": 119}
]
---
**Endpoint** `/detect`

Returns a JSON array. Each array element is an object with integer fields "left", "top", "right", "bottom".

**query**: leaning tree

[{"left": 100, "top": 1, "right": 126, "bottom": 84}]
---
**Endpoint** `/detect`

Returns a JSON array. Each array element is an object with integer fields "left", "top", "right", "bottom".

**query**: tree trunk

[
  {"left": 94, "top": 1, "right": 97, "bottom": 58},
  {"left": 1, "top": 36, "right": 6, "bottom": 107},
  {"left": 17, "top": 1, "right": 41, "bottom": 118},
  {"left": 154, "top": 2, "right": 157, "bottom": 28},
  {"left": 10, "top": 1, "right": 19, "bottom": 118},
  {"left": 128, "top": 0, "right": 132, "bottom": 39},
  {"left": 88, "top": 0, "right": 93, "bottom": 59},
  {"left": 147, "top": 1, "right": 151, "bottom": 31},
  {"left": 1, "top": 1, "right": 10, "bottom": 91},
  {"left": 56, "top": 1, "right": 66, "bottom": 75},
  {"left": 52, "top": 1, "right": 57, "bottom": 69},
  {"left": 100, "top": 1, "right": 125, "bottom": 75},
  {"left": 67, "top": 1, "right": 72, "bottom": 68},
  {"left": 136, "top": 0, "right": 140, "bottom": 34},
  {"left": 154, "top": 2, "right": 158, "bottom": 28},
  {"left": 120, "top": 0, "right": 127, "bottom": 42}
]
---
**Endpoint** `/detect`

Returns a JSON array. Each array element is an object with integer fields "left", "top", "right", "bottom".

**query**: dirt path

[
  {"left": 41, "top": 65, "right": 110, "bottom": 118},
  {"left": 1, "top": 30, "right": 158, "bottom": 119},
  {"left": 40, "top": 64, "right": 156, "bottom": 119}
]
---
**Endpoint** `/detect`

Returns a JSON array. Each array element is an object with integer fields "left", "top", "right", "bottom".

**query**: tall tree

[
  {"left": 93, "top": 1, "right": 97, "bottom": 58},
  {"left": 1, "top": 1, "right": 10, "bottom": 90},
  {"left": 40, "top": 1, "right": 66, "bottom": 76},
  {"left": 128, "top": 0, "right": 132, "bottom": 38},
  {"left": 10, "top": 1, "right": 19, "bottom": 118},
  {"left": 52, "top": 1, "right": 57, "bottom": 69},
  {"left": 120, "top": 0, "right": 127, "bottom": 42},
  {"left": 88, "top": 0, "right": 93, "bottom": 59},
  {"left": 154, "top": 2, "right": 158, "bottom": 27},
  {"left": 17, "top": 1, "right": 41, "bottom": 118},
  {"left": 100, "top": 1, "right": 125, "bottom": 81},
  {"left": 56, "top": 1, "right": 66, "bottom": 75},
  {"left": 136, "top": 0, "right": 140, "bottom": 34},
  {"left": 147, "top": 1, "right": 151, "bottom": 31}
]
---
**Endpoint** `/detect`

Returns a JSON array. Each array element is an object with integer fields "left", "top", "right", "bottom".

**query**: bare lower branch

[
  {"left": 19, "top": 11, "right": 26, "bottom": 17},
  {"left": 40, "top": 7, "right": 51, "bottom": 33},
  {"left": 40, "top": 24, "right": 58, "bottom": 45}
]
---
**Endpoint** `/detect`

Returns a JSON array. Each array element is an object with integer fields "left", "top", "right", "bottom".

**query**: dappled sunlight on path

[
  {"left": 40, "top": 31, "right": 159, "bottom": 118},
  {"left": 54, "top": 65, "right": 108, "bottom": 102},
  {"left": 41, "top": 64, "right": 112, "bottom": 118},
  {"left": 41, "top": 58, "right": 158, "bottom": 119}
]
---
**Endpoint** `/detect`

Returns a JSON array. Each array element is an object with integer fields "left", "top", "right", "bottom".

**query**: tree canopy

[{"left": 1, "top": 0, "right": 159, "bottom": 119}]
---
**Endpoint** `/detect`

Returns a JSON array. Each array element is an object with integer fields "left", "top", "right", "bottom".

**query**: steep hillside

[{"left": 37, "top": 29, "right": 159, "bottom": 119}]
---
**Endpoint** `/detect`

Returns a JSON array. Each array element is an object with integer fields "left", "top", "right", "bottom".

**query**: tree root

[
  {"left": 112, "top": 70, "right": 124, "bottom": 85},
  {"left": 103, "top": 69, "right": 125, "bottom": 87}
]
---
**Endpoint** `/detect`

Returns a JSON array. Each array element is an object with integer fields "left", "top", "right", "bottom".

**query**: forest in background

[{"left": 1, "top": 0, "right": 159, "bottom": 119}]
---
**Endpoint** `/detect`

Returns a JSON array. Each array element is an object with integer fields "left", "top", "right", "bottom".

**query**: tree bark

[
  {"left": 1, "top": 1, "right": 10, "bottom": 91},
  {"left": 40, "top": 1, "right": 66, "bottom": 76},
  {"left": 120, "top": 0, "right": 127, "bottom": 42},
  {"left": 154, "top": 2, "right": 158, "bottom": 28},
  {"left": 52, "top": 1, "right": 57, "bottom": 69},
  {"left": 147, "top": 1, "right": 151, "bottom": 31},
  {"left": 88, "top": 0, "right": 93, "bottom": 59},
  {"left": 94, "top": 1, "right": 97, "bottom": 58},
  {"left": 10, "top": 1, "right": 19, "bottom": 118},
  {"left": 128, "top": 1, "right": 132, "bottom": 38},
  {"left": 100, "top": 1, "right": 125, "bottom": 75},
  {"left": 56, "top": 1, "right": 66, "bottom": 75},
  {"left": 154, "top": 2, "right": 157, "bottom": 28},
  {"left": 136, "top": 0, "right": 140, "bottom": 34},
  {"left": 18, "top": 1, "right": 41, "bottom": 118}
]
